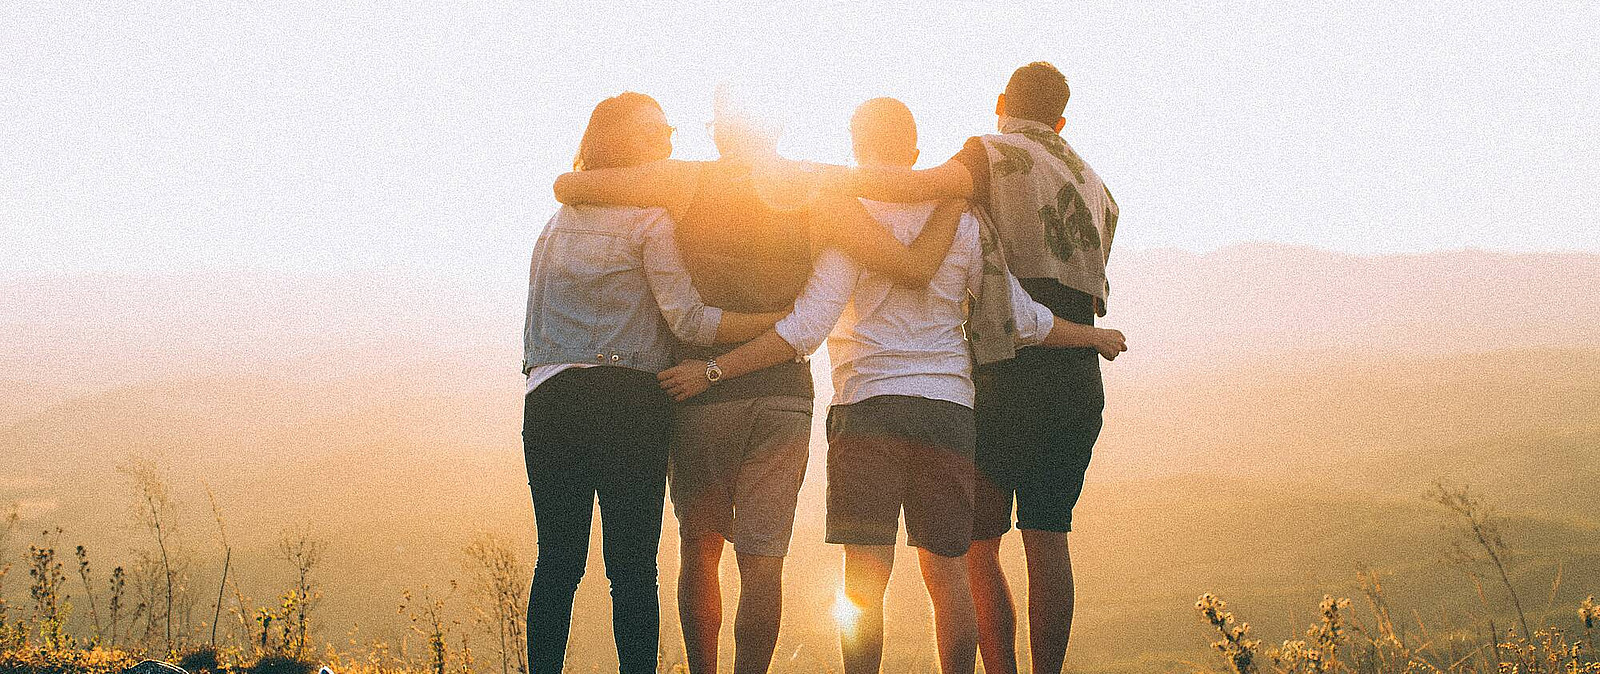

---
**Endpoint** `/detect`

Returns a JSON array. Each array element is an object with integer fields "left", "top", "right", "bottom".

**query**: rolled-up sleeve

[
  {"left": 773, "top": 249, "right": 856, "bottom": 356},
  {"left": 1007, "top": 273, "right": 1057, "bottom": 347},
  {"left": 639, "top": 210, "right": 723, "bottom": 346},
  {"left": 960, "top": 216, "right": 1054, "bottom": 348}
]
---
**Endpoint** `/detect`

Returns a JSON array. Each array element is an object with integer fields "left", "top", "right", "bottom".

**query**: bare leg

[
  {"left": 678, "top": 533, "right": 725, "bottom": 674},
  {"left": 1020, "top": 530, "right": 1073, "bottom": 674},
  {"left": 918, "top": 548, "right": 977, "bottom": 674},
  {"left": 840, "top": 545, "right": 895, "bottom": 674},
  {"left": 967, "top": 537, "right": 1017, "bottom": 674},
  {"left": 733, "top": 552, "right": 785, "bottom": 674}
]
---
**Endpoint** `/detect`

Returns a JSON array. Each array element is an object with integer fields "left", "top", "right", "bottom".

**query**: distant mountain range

[
  {"left": 4, "top": 243, "right": 1598, "bottom": 672},
  {"left": 4, "top": 244, "right": 1595, "bottom": 400},
  {"left": 1104, "top": 243, "right": 1600, "bottom": 374}
]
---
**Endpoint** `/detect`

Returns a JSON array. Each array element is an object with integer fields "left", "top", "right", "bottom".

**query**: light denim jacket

[{"left": 522, "top": 205, "right": 723, "bottom": 374}]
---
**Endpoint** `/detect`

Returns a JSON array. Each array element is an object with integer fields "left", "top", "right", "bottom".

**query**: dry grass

[{"left": 1, "top": 465, "right": 1594, "bottom": 673}]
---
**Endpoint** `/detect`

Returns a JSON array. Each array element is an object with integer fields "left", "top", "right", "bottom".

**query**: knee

[
  {"left": 531, "top": 552, "right": 587, "bottom": 591},
  {"left": 679, "top": 535, "right": 724, "bottom": 569},
  {"left": 736, "top": 554, "right": 785, "bottom": 598},
  {"left": 967, "top": 538, "right": 1003, "bottom": 566},
  {"left": 605, "top": 558, "right": 658, "bottom": 589}
]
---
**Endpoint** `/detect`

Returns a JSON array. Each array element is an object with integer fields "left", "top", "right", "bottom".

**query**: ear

[
  {"left": 909, "top": 147, "right": 920, "bottom": 166},
  {"left": 1053, "top": 117, "right": 1065, "bottom": 133},
  {"left": 995, "top": 94, "right": 1006, "bottom": 117}
]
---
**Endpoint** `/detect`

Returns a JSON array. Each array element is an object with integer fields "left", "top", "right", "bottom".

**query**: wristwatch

[{"left": 704, "top": 358, "right": 723, "bottom": 383}]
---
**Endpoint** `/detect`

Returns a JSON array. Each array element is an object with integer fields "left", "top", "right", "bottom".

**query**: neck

[{"left": 998, "top": 115, "right": 1056, "bottom": 135}]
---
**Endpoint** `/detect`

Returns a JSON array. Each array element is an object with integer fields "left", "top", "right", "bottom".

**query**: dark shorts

[
  {"left": 824, "top": 395, "right": 976, "bottom": 558},
  {"left": 972, "top": 343, "right": 1104, "bottom": 539}
]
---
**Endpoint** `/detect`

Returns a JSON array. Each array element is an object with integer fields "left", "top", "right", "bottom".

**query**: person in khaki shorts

[
  {"left": 660, "top": 97, "right": 1126, "bottom": 674},
  {"left": 670, "top": 395, "right": 812, "bottom": 558}
]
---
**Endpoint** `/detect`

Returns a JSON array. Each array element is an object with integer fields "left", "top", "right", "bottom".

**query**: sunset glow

[
  {"left": 833, "top": 587, "right": 863, "bottom": 635},
  {"left": 4, "top": 3, "right": 1598, "bottom": 674}
]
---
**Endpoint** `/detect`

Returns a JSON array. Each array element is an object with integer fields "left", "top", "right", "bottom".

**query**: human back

[
  {"left": 669, "top": 97, "right": 819, "bottom": 404},
  {"left": 674, "top": 159, "right": 814, "bottom": 314},
  {"left": 826, "top": 199, "right": 982, "bottom": 406},
  {"left": 524, "top": 203, "right": 685, "bottom": 374}
]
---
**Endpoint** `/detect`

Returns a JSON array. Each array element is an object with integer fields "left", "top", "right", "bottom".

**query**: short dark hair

[
  {"left": 1004, "top": 61, "right": 1070, "bottom": 124},
  {"left": 850, "top": 97, "right": 918, "bottom": 165}
]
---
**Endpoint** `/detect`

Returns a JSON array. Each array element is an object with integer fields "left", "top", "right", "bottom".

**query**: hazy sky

[{"left": 4, "top": 1, "right": 1597, "bottom": 282}]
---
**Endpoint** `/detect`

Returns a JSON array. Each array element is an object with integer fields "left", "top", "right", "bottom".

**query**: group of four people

[{"left": 520, "top": 61, "right": 1125, "bottom": 674}]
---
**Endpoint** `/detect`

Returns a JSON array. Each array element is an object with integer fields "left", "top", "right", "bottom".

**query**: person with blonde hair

[{"left": 520, "top": 91, "right": 787, "bottom": 674}]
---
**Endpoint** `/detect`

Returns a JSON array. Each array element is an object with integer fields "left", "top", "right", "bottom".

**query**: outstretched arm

[
  {"left": 553, "top": 159, "right": 700, "bottom": 213},
  {"left": 810, "top": 195, "right": 963, "bottom": 287},
  {"left": 659, "top": 250, "right": 857, "bottom": 401},
  {"left": 658, "top": 330, "right": 798, "bottom": 401},
  {"left": 712, "top": 311, "right": 790, "bottom": 344},
  {"left": 999, "top": 271, "right": 1127, "bottom": 361},
  {"left": 844, "top": 159, "right": 974, "bottom": 203}
]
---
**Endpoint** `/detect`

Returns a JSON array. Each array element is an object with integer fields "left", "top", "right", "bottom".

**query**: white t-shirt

[
  {"left": 773, "top": 201, "right": 1056, "bottom": 409},
  {"left": 524, "top": 363, "right": 595, "bottom": 395}
]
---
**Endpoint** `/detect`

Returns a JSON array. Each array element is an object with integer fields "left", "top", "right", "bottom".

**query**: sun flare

[{"left": 832, "top": 587, "right": 862, "bottom": 635}]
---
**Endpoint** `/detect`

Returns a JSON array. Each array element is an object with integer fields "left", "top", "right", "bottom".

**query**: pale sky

[{"left": 4, "top": 1, "right": 1598, "bottom": 283}]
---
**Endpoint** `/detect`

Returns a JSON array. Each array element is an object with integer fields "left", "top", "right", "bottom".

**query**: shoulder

[
  {"left": 952, "top": 136, "right": 989, "bottom": 166},
  {"left": 859, "top": 198, "right": 939, "bottom": 238},
  {"left": 557, "top": 204, "right": 671, "bottom": 230},
  {"left": 955, "top": 211, "right": 981, "bottom": 249}
]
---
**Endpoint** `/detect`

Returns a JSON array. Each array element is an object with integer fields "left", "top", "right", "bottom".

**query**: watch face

[{"left": 706, "top": 364, "right": 723, "bottom": 382}]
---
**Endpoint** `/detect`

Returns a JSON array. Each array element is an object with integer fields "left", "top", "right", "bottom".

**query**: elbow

[
  {"left": 552, "top": 174, "right": 575, "bottom": 204},
  {"left": 899, "top": 268, "right": 935, "bottom": 288},
  {"left": 680, "top": 325, "right": 715, "bottom": 347}
]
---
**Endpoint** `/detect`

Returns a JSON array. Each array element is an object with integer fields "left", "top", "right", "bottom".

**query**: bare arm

[
  {"left": 1040, "top": 319, "right": 1127, "bottom": 360},
  {"left": 713, "top": 311, "right": 789, "bottom": 343},
  {"left": 659, "top": 250, "right": 857, "bottom": 401},
  {"left": 810, "top": 195, "right": 963, "bottom": 287},
  {"left": 845, "top": 159, "right": 974, "bottom": 203},
  {"left": 991, "top": 266, "right": 1127, "bottom": 360},
  {"left": 553, "top": 159, "right": 699, "bottom": 213}
]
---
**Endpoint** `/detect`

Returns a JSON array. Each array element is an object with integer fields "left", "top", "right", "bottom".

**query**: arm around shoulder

[
  {"left": 811, "top": 195, "right": 964, "bottom": 287},
  {"left": 848, "top": 159, "right": 974, "bottom": 203},
  {"left": 553, "top": 159, "right": 699, "bottom": 211}
]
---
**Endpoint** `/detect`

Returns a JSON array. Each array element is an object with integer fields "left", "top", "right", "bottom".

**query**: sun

[{"left": 832, "top": 587, "right": 862, "bottom": 635}]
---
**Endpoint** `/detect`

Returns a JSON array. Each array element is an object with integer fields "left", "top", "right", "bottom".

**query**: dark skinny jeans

[{"left": 522, "top": 366, "right": 671, "bottom": 673}]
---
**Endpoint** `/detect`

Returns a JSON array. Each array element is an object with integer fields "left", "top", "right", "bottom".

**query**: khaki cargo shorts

[{"left": 668, "top": 394, "right": 812, "bottom": 557}]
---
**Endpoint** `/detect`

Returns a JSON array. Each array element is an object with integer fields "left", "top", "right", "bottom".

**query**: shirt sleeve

[
  {"left": 1006, "top": 271, "right": 1058, "bottom": 347},
  {"left": 638, "top": 209, "right": 723, "bottom": 346},
  {"left": 951, "top": 136, "right": 991, "bottom": 209},
  {"left": 773, "top": 249, "right": 857, "bottom": 356}
]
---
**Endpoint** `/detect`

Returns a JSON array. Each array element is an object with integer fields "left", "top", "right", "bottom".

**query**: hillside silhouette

[{"left": 3, "top": 244, "right": 1598, "bottom": 672}]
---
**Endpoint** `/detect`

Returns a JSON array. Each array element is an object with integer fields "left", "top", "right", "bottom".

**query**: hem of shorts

[
  {"left": 906, "top": 539, "right": 973, "bottom": 559},
  {"left": 729, "top": 539, "right": 791, "bottom": 558},
  {"left": 970, "top": 524, "right": 1013, "bottom": 541},
  {"left": 1014, "top": 521, "right": 1072, "bottom": 534},
  {"left": 824, "top": 534, "right": 897, "bottom": 548}
]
